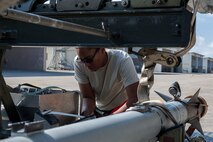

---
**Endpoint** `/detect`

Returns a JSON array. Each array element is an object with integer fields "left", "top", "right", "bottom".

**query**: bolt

[
  {"left": 152, "top": 0, "right": 163, "bottom": 5},
  {"left": 122, "top": 1, "right": 127, "bottom": 5},
  {"left": 78, "top": 3, "right": 84, "bottom": 8},
  {"left": 121, "top": 0, "right": 129, "bottom": 7},
  {"left": 175, "top": 24, "right": 181, "bottom": 28},
  {"left": 156, "top": 0, "right": 162, "bottom": 4},
  {"left": 112, "top": 2, "right": 117, "bottom": 7},
  {"left": 166, "top": 57, "right": 174, "bottom": 65}
]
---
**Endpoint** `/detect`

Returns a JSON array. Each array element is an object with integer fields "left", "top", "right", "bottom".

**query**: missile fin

[
  {"left": 154, "top": 90, "right": 173, "bottom": 102},
  {"left": 189, "top": 118, "right": 204, "bottom": 135},
  {"left": 188, "top": 88, "right": 200, "bottom": 103}
]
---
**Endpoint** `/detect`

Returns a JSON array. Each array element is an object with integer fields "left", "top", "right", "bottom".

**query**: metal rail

[{"left": 1, "top": 9, "right": 111, "bottom": 39}]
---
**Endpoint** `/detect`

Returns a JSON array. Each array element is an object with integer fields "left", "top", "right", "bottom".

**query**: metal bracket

[
  {"left": 12, "top": 0, "right": 36, "bottom": 12},
  {"left": 129, "top": 48, "right": 181, "bottom": 102},
  {"left": 138, "top": 48, "right": 181, "bottom": 67},
  {"left": 8, "top": 120, "right": 44, "bottom": 135},
  {"left": 56, "top": 0, "right": 104, "bottom": 11},
  {"left": 130, "top": 0, "right": 182, "bottom": 8}
]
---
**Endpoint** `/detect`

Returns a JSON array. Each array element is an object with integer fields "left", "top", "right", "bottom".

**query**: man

[{"left": 74, "top": 48, "right": 139, "bottom": 116}]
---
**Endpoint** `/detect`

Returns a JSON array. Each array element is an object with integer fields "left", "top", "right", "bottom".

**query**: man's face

[{"left": 75, "top": 48, "right": 102, "bottom": 71}]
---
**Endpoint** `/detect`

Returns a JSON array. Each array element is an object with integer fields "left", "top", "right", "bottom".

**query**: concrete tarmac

[{"left": 3, "top": 70, "right": 213, "bottom": 140}]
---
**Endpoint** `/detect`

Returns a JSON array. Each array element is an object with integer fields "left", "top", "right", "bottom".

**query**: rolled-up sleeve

[{"left": 74, "top": 56, "right": 89, "bottom": 84}]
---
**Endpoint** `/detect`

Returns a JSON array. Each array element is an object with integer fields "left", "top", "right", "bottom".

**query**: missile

[{"left": 1, "top": 86, "right": 208, "bottom": 142}]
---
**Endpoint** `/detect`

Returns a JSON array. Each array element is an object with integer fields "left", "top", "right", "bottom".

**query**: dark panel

[{"left": 0, "top": 8, "right": 192, "bottom": 47}]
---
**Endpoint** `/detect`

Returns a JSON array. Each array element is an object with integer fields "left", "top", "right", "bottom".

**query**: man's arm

[
  {"left": 112, "top": 81, "right": 139, "bottom": 114},
  {"left": 78, "top": 83, "right": 96, "bottom": 116}
]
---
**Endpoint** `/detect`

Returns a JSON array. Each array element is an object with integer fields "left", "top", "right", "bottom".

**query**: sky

[{"left": 191, "top": 13, "right": 213, "bottom": 58}]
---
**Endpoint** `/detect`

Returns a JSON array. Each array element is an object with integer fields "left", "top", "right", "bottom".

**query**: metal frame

[
  {"left": 0, "top": 1, "right": 204, "bottom": 141},
  {"left": 0, "top": 0, "right": 193, "bottom": 47}
]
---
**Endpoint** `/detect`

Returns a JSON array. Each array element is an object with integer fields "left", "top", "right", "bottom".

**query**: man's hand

[{"left": 81, "top": 97, "right": 95, "bottom": 116}]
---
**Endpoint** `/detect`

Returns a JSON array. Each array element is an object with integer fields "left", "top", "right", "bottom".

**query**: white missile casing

[{"left": 1, "top": 97, "right": 207, "bottom": 142}]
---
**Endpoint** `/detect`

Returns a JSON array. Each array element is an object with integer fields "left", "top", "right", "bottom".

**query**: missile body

[{"left": 1, "top": 95, "right": 207, "bottom": 142}]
